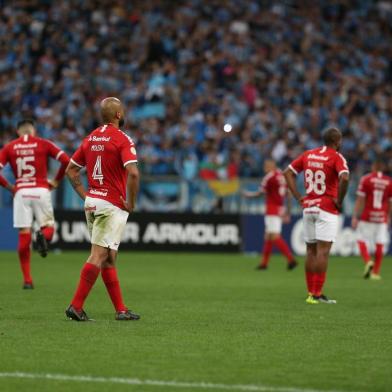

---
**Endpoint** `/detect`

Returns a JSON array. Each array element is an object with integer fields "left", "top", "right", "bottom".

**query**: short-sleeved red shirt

[
  {"left": 260, "top": 169, "right": 287, "bottom": 216},
  {"left": 71, "top": 124, "right": 137, "bottom": 210},
  {"left": 357, "top": 172, "right": 392, "bottom": 223},
  {"left": 289, "top": 146, "right": 349, "bottom": 214},
  {"left": 0, "top": 134, "right": 65, "bottom": 190}
]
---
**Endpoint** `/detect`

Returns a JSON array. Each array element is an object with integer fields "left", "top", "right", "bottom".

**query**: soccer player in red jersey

[
  {"left": 284, "top": 128, "right": 349, "bottom": 304},
  {"left": 65, "top": 97, "right": 140, "bottom": 321},
  {"left": 243, "top": 159, "right": 298, "bottom": 270},
  {"left": 351, "top": 159, "right": 392, "bottom": 280},
  {"left": 0, "top": 119, "right": 70, "bottom": 289}
]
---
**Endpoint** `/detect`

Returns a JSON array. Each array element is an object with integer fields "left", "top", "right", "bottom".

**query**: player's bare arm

[
  {"left": 351, "top": 195, "right": 365, "bottom": 229},
  {"left": 121, "top": 162, "right": 139, "bottom": 213},
  {"left": 283, "top": 193, "right": 292, "bottom": 223},
  {"left": 283, "top": 168, "right": 303, "bottom": 204},
  {"left": 335, "top": 172, "right": 349, "bottom": 212},
  {"left": 0, "top": 172, "right": 15, "bottom": 195},
  {"left": 242, "top": 189, "right": 263, "bottom": 198},
  {"left": 66, "top": 162, "right": 86, "bottom": 200}
]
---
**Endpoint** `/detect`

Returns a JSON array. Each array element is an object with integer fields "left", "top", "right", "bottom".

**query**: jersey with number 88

[{"left": 289, "top": 146, "right": 349, "bottom": 214}]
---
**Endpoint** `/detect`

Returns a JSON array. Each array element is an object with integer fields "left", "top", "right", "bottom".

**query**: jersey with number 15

[
  {"left": 288, "top": 146, "right": 349, "bottom": 214},
  {"left": 0, "top": 134, "right": 67, "bottom": 190},
  {"left": 71, "top": 124, "right": 137, "bottom": 210}
]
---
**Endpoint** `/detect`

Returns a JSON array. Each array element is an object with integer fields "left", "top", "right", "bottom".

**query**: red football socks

[
  {"left": 305, "top": 271, "right": 314, "bottom": 294},
  {"left": 374, "top": 244, "right": 383, "bottom": 274},
  {"left": 313, "top": 272, "right": 326, "bottom": 297},
  {"left": 41, "top": 226, "right": 55, "bottom": 242},
  {"left": 101, "top": 267, "right": 127, "bottom": 312},
  {"left": 357, "top": 241, "right": 371, "bottom": 264},
  {"left": 273, "top": 237, "right": 294, "bottom": 262},
  {"left": 261, "top": 239, "right": 273, "bottom": 267},
  {"left": 18, "top": 232, "right": 32, "bottom": 284},
  {"left": 71, "top": 263, "right": 100, "bottom": 311}
]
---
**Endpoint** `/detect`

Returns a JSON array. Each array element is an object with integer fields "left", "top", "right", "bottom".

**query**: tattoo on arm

[{"left": 70, "top": 174, "right": 82, "bottom": 189}]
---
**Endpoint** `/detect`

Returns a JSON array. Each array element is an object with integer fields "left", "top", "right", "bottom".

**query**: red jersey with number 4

[
  {"left": 289, "top": 146, "right": 349, "bottom": 214},
  {"left": 71, "top": 124, "right": 137, "bottom": 210},
  {"left": 0, "top": 134, "right": 66, "bottom": 190},
  {"left": 260, "top": 169, "right": 287, "bottom": 215},
  {"left": 357, "top": 172, "right": 392, "bottom": 223}
]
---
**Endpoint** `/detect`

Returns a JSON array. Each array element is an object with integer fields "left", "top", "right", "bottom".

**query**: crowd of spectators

[{"left": 0, "top": 0, "right": 392, "bottom": 182}]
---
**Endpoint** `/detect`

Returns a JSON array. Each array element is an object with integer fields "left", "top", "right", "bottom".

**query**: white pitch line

[{"left": 0, "top": 372, "right": 350, "bottom": 392}]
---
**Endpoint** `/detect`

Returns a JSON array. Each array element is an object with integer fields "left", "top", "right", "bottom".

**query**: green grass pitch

[{"left": 0, "top": 251, "right": 391, "bottom": 392}]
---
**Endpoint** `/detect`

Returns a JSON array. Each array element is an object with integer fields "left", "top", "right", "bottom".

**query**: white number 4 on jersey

[{"left": 92, "top": 156, "right": 104, "bottom": 185}]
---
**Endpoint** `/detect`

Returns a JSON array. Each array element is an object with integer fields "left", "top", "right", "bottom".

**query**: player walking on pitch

[
  {"left": 65, "top": 97, "right": 140, "bottom": 321},
  {"left": 0, "top": 119, "right": 70, "bottom": 288},
  {"left": 351, "top": 159, "right": 392, "bottom": 280},
  {"left": 243, "top": 159, "right": 298, "bottom": 270},
  {"left": 284, "top": 128, "right": 349, "bottom": 304}
]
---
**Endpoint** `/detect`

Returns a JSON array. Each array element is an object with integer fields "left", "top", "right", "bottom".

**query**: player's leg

[
  {"left": 259, "top": 215, "right": 296, "bottom": 270},
  {"left": 313, "top": 240, "right": 334, "bottom": 302},
  {"left": 305, "top": 242, "right": 317, "bottom": 301},
  {"left": 101, "top": 251, "right": 140, "bottom": 320},
  {"left": 356, "top": 221, "right": 374, "bottom": 279},
  {"left": 18, "top": 228, "right": 33, "bottom": 289},
  {"left": 268, "top": 219, "right": 298, "bottom": 270},
  {"left": 258, "top": 230, "right": 273, "bottom": 270},
  {"left": 13, "top": 190, "right": 34, "bottom": 288},
  {"left": 303, "top": 208, "right": 318, "bottom": 303},
  {"left": 32, "top": 188, "right": 55, "bottom": 257},
  {"left": 66, "top": 244, "right": 108, "bottom": 321},
  {"left": 312, "top": 209, "right": 338, "bottom": 304},
  {"left": 371, "top": 223, "right": 387, "bottom": 279}
]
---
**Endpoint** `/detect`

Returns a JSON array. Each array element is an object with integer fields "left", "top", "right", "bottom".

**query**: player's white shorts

[
  {"left": 13, "top": 187, "right": 54, "bottom": 228},
  {"left": 265, "top": 215, "right": 282, "bottom": 234},
  {"left": 84, "top": 196, "right": 129, "bottom": 251},
  {"left": 303, "top": 207, "right": 339, "bottom": 243},
  {"left": 357, "top": 221, "right": 388, "bottom": 245}
]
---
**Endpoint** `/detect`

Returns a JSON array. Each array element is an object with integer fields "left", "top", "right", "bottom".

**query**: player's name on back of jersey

[{"left": 88, "top": 135, "right": 111, "bottom": 142}]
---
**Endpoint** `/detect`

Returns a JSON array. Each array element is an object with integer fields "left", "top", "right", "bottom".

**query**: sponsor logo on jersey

[
  {"left": 308, "top": 154, "right": 329, "bottom": 161},
  {"left": 13, "top": 143, "right": 38, "bottom": 149},
  {"left": 370, "top": 178, "right": 389, "bottom": 186},
  {"left": 89, "top": 189, "right": 108, "bottom": 197},
  {"left": 88, "top": 136, "right": 111, "bottom": 142}
]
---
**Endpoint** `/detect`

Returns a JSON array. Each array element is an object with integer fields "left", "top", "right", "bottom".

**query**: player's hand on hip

[
  {"left": 282, "top": 213, "right": 290, "bottom": 223},
  {"left": 351, "top": 217, "right": 358, "bottom": 229},
  {"left": 48, "top": 179, "right": 59, "bottom": 190},
  {"left": 120, "top": 196, "right": 133, "bottom": 213},
  {"left": 333, "top": 198, "right": 343, "bottom": 212},
  {"left": 8, "top": 184, "right": 16, "bottom": 196},
  {"left": 298, "top": 195, "right": 306, "bottom": 209}
]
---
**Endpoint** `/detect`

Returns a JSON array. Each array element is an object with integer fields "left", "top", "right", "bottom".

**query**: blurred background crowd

[{"left": 0, "top": 0, "right": 392, "bottom": 210}]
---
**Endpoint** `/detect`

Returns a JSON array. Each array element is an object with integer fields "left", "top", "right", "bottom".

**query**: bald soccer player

[
  {"left": 0, "top": 119, "right": 70, "bottom": 288},
  {"left": 65, "top": 97, "right": 140, "bottom": 321}
]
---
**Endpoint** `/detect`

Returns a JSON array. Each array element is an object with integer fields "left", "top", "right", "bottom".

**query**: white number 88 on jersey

[{"left": 305, "top": 169, "right": 326, "bottom": 195}]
